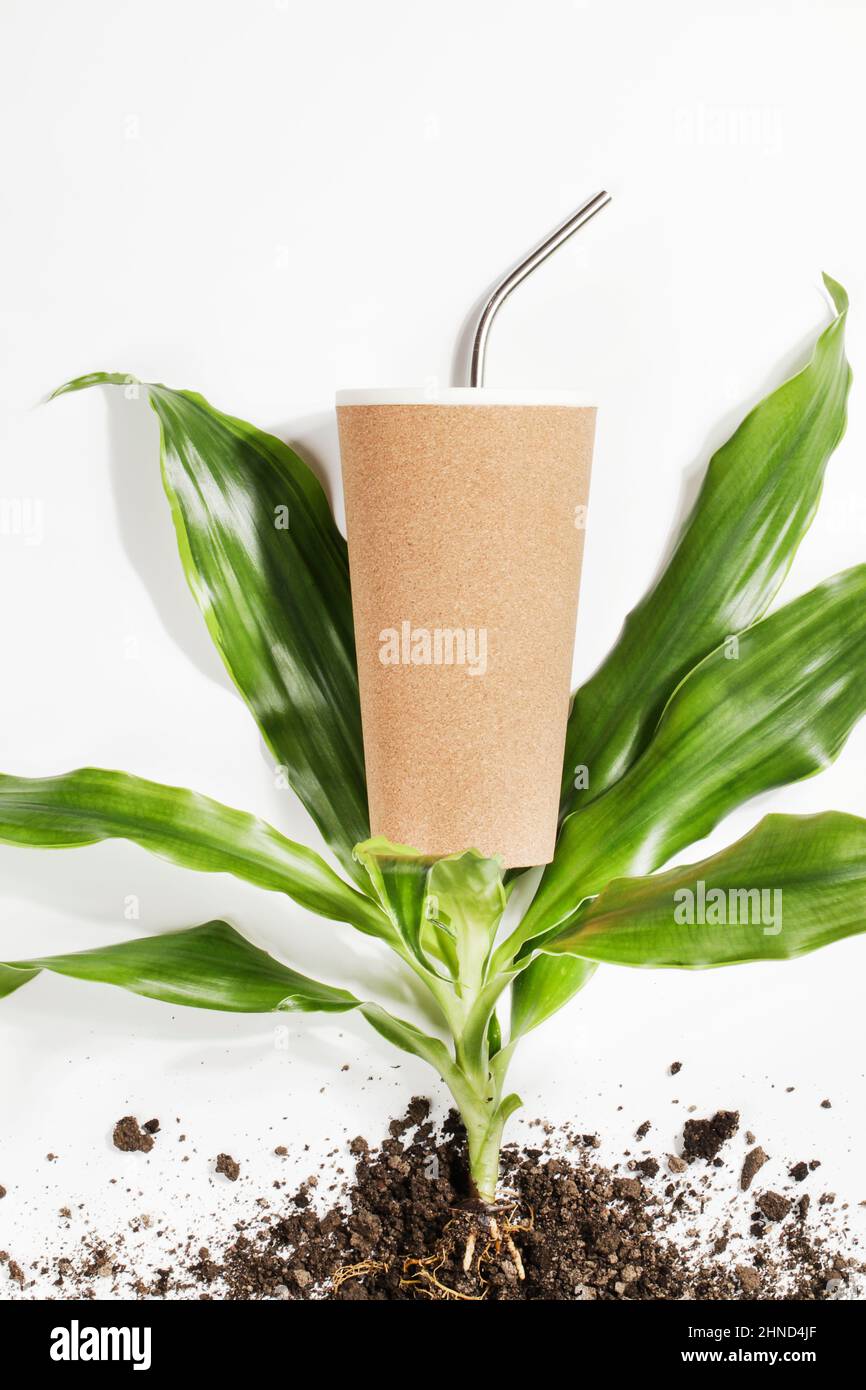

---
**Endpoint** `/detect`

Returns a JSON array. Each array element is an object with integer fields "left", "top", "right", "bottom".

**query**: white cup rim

[{"left": 335, "top": 387, "right": 594, "bottom": 407}]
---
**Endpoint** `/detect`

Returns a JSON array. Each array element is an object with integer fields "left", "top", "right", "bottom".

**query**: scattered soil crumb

[
  {"left": 215, "top": 1154, "right": 240, "bottom": 1183},
  {"left": 613, "top": 1176, "right": 643, "bottom": 1201},
  {"left": 735, "top": 1264, "right": 761, "bottom": 1295},
  {"left": 741, "top": 1146, "right": 769, "bottom": 1192},
  {"left": 821, "top": 1100, "right": 832, "bottom": 1110},
  {"left": 790, "top": 1162, "right": 809, "bottom": 1182},
  {"left": 669, "top": 1061, "right": 682, "bottom": 1075},
  {"left": 757, "top": 1192, "right": 793, "bottom": 1224},
  {"left": 112, "top": 1116, "right": 155, "bottom": 1154},
  {"left": 683, "top": 1111, "right": 739, "bottom": 1162},
  {"left": 635, "top": 1157, "right": 660, "bottom": 1178}
]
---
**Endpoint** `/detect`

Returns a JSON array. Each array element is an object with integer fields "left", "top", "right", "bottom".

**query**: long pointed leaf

[
  {"left": 516, "top": 565, "right": 866, "bottom": 947},
  {"left": 2, "top": 920, "right": 458, "bottom": 1087},
  {"left": 0, "top": 768, "right": 391, "bottom": 941},
  {"left": 545, "top": 812, "right": 866, "bottom": 967},
  {"left": 2, "top": 920, "right": 361, "bottom": 1012},
  {"left": 52, "top": 374, "right": 369, "bottom": 880},
  {"left": 561, "top": 275, "right": 851, "bottom": 816}
]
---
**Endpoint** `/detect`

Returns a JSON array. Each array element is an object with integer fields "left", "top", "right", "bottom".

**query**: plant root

[
  {"left": 400, "top": 1198, "right": 534, "bottom": 1298},
  {"left": 331, "top": 1258, "right": 390, "bottom": 1292},
  {"left": 400, "top": 1252, "right": 487, "bottom": 1301},
  {"left": 331, "top": 1200, "right": 534, "bottom": 1300},
  {"left": 474, "top": 1203, "right": 532, "bottom": 1283}
]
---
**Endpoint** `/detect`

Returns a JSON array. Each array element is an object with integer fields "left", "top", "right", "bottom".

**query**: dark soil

[
  {"left": 112, "top": 1116, "right": 157, "bottom": 1154},
  {"left": 5, "top": 1100, "right": 863, "bottom": 1301},
  {"left": 215, "top": 1153, "right": 241, "bottom": 1183},
  {"left": 740, "top": 1146, "right": 769, "bottom": 1191},
  {"left": 193, "top": 1104, "right": 859, "bottom": 1301},
  {"left": 757, "top": 1192, "right": 793, "bottom": 1224},
  {"left": 682, "top": 1109, "right": 739, "bottom": 1162}
]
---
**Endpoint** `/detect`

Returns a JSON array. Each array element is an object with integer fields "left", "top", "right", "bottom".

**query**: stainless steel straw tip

[{"left": 467, "top": 189, "right": 612, "bottom": 388}]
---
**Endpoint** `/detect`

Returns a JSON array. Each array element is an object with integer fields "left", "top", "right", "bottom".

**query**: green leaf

[
  {"left": 516, "top": 565, "right": 866, "bottom": 947},
  {"left": 509, "top": 956, "right": 597, "bottom": 1040},
  {"left": 3, "top": 920, "right": 361, "bottom": 1012},
  {"left": 561, "top": 275, "right": 851, "bottom": 818},
  {"left": 359, "top": 1002, "right": 457, "bottom": 1077},
  {"left": 544, "top": 812, "right": 866, "bottom": 967},
  {"left": 3, "top": 921, "right": 459, "bottom": 1075},
  {"left": 353, "top": 837, "right": 438, "bottom": 968},
  {"left": 426, "top": 850, "right": 506, "bottom": 968},
  {"left": 0, "top": 768, "right": 391, "bottom": 942},
  {"left": 353, "top": 839, "right": 506, "bottom": 985},
  {"left": 52, "top": 374, "right": 369, "bottom": 881},
  {"left": 486, "top": 1010, "right": 503, "bottom": 1058},
  {"left": 0, "top": 964, "right": 38, "bottom": 998}
]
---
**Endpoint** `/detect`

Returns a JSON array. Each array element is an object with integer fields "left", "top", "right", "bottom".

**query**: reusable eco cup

[
  {"left": 336, "top": 191, "right": 610, "bottom": 866},
  {"left": 337, "top": 388, "right": 596, "bottom": 866}
]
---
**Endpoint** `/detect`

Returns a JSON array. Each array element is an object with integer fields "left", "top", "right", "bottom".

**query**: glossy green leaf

[
  {"left": 2, "top": 920, "right": 361, "bottom": 1012},
  {"left": 525, "top": 278, "right": 851, "bottom": 1030},
  {"left": 545, "top": 812, "right": 866, "bottom": 967},
  {"left": 426, "top": 850, "right": 506, "bottom": 968},
  {"left": 486, "top": 1010, "right": 503, "bottom": 1057},
  {"left": 509, "top": 956, "right": 597, "bottom": 1040},
  {"left": 353, "top": 839, "right": 506, "bottom": 986},
  {"left": 515, "top": 565, "right": 866, "bottom": 948},
  {"left": 52, "top": 373, "right": 369, "bottom": 880},
  {"left": 0, "top": 768, "right": 391, "bottom": 941},
  {"left": 561, "top": 275, "right": 851, "bottom": 818},
  {"left": 2, "top": 919, "right": 458, "bottom": 1077},
  {"left": 353, "top": 837, "right": 438, "bottom": 968}
]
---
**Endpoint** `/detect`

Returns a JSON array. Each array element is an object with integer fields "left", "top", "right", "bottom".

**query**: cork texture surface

[{"left": 337, "top": 403, "right": 596, "bottom": 866}]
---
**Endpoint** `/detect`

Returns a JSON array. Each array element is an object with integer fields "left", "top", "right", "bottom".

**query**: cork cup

[{"left": 337, "top": 387, "right": 596, "bottom": 868}]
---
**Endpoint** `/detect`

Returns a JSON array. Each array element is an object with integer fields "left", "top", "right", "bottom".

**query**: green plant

[{"left": 2, "top": 276, "right": 864, "bottom": 1204}]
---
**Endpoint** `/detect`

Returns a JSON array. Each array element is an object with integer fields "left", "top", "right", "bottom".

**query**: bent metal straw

[{"left": 467, "top": 190, "right": 611, "bottom": 387}]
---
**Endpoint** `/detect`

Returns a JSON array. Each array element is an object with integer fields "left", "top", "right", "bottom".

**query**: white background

[{"left": 1, "top": 0, "right": 865, "bottom": 1295}]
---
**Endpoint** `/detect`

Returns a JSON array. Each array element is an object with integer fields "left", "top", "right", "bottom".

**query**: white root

[{"left": 505, "top": 1233, "right": 526, "bottom": 1281}]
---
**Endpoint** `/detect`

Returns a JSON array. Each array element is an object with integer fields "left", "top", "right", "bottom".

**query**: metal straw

[{"left": 467, "top": 190, "right": 612, "bottom": 388}]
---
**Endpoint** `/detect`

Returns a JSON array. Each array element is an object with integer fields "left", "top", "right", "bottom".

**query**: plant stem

[
  {"left": 467, "top": 1119, "right": 504, "bottom": 1204},
  {"left": 393, "top": 929, "right": 524, "bottom": 1203},
  {"left": 441, "top": 1020, "right": 521, "bottom": 1204}
]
